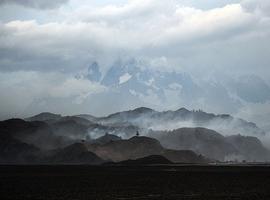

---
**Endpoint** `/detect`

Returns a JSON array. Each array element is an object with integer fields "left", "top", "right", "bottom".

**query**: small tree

[{"left": 136, "top": 131, "right": 140, "bottom": 137}]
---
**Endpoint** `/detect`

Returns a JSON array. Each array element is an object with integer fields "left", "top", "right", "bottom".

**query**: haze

[{"left": 0, "top": 0, "right": 270, "bottom": 134}]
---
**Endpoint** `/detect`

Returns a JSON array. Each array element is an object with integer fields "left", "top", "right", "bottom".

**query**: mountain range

[
  {"left": 0, "top": 107, "right": 269, "bottom": 164},
  {"left": 97, "top": 107, "right": 265, "bottom": 136},
  {"left": 78, "top": 59, "right": 270, "bottom": 118},
  {"left": 150, "top": 127, "right": 269, "bottom": 161},
  {"left": 23, "top": 59, "right": 270, "bottom": 138}
]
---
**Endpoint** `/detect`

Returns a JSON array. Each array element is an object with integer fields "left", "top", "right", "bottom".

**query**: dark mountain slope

[
  {"left": 112, "top": 155, "right": 173, "bottom": 165},
  {"left": 74, "top": 114, "right": 98, "bottom": 123},
  {"left": 57, "top": 116, "right": 93, "bottom": 126},
  {"left": 45, "top": 143, "right": 104, "bottom": 165},
  {"left": 0, "top": 134, "right": 40, "bottom": 164},
  {"left": 226, "top": 135, "right": 270, "bottom": 161},
  {"left": 0, "top": 119, "right": 65, "bottom": 150},
  {"left": 163, "top": 149, "right": 208, "bottom": 163},
  {"left": 86, "top": 136, "right": 208, "bottom": 163},
  {"left": 90, "top": 133, "right": 122, "bottom": 145},
  {"left": 87, "top": 136, "right": 163, "bottom": 162},
  {"left": 151, "top": 127, "right": 238, "bottom": 161},
  {"left": 150, "top": 127, "right": 269, "bottom": 161},
  {"left": 25, "top": 112, "right": 62, "bottom": 123}
]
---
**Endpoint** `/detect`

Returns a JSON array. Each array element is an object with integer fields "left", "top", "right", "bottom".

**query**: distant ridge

[
  {"left": 75, "top": 114, "right": 97, "bottom": 122},
  {"left": 1, "top": 106, "right": 268, "bottom": 163},
  {"left": 99, "top": 107, "right": 265, "bottom": 136},
  {"left": 25, "top": 112, "right": 62, "bottom": 122},
  {"left": 25, "top": 106, "right": 264, "bottom": 137}
]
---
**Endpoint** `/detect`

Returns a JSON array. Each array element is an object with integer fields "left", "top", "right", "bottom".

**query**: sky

[{"left": 0, "top": 0, "right": 270, "bottom": 131}]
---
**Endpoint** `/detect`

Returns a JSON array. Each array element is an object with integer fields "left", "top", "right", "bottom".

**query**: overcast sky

[{"left": 0, "top": 0, "right": 270, "bottom": 130}]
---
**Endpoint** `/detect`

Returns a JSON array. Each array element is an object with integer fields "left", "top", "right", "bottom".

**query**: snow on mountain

[
  {"left": 82, "top": 59, "right": 244, "bottom": 117},
  {"left": 25, "top": 59, "right": 270, "bottom": 134},
  {"left": 93, "top": 59, "right": 202, "bottom": 109},
  {"left": 119, "top": 73, "right": 132, "bottom": 84}
]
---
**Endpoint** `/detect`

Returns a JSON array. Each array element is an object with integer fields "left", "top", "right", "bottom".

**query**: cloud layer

[
  {"left": 0, "top": 0, "right": 69, "bottom": 9},
  {"left": 0, "top": 0, "right": 269, "bottom": 73},
  {"left": 0, "top": 0, "right": 270, "bottom": 132}
]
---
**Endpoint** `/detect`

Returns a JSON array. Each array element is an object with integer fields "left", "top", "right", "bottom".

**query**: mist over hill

[
  {"left": 11, "top": 59, "right": 269, "bottom": 138},
  {"left": 0, "top": 107, "right": 269, "bottom": 164},
  {"left": 97, "top": 107, "right": 265, "bottom": 137},
  {"left": 1, "top": 0, "right": 270, "bottom": 167}
]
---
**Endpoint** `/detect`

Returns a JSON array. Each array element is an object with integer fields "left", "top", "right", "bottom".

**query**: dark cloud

[
  {"left": 0, "top": 0, "right": 69, "bottom": 9},
  {"left": 241, "top": 0, "right": 270, "bottom": 16}
]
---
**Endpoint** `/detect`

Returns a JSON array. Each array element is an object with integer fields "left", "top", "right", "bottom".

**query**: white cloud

[
  {"left": 0, "top": 71, "right": 106, "bottom": 119},
  {"left": 50, "top": 77, "right": 106, "bottom": 97},
  {"left": 0, "top": 0, "right": 267, "bottom": 73},
  {"left": 152, "top": 4, "right": 255, "bottom": 46},
  {"left": 0, "top": 0, "right": 270, "bottom": 121},
  {"left": 241, "top": 0, "right": 270, "bottom": 16}
]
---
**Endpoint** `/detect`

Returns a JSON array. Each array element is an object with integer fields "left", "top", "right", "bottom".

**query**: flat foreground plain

[{"left": 0, "top": 165, "right": 270, "bottom": 200}]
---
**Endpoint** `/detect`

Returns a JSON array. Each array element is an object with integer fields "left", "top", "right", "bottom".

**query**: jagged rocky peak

[
  {"left": 87, "top": 61, "right": 102, "bottom": 82},
  {"left": 101, "top": 59, "right": 139, "bottom": 86}
]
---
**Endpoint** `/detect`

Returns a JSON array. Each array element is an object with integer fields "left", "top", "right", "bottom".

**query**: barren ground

[{"left": 0, "top": 165, "right": 270, "bottom": 200}]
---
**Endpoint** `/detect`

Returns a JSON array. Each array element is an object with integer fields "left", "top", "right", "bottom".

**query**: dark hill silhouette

[
  {"left": 90, "top": 133, "right": 122, "bottom": 145},
  {"left": 163, "top": 149, "right": 209, "bottom": 163},
  {"left": 86, "top": 136, "right": 208, "bottom": 163},
  {"left": 152, "top": 127, "right": 236, "bottom": 161},
  {"left": 0, "top": 119, "right": 65, "bottom": 150},
  {"left": 0, "top": 134, "right": 40, "bottom": 164},
  {"left": 150, "top": 127, "right": 270, "bottom": 161},
  {"left": 57, "top": 116, "right": 93, "bottom": 126},
  {"left": 87, "top": 136, "right": 163, "bottom": 162},
  {"left": 226, "top": 135, "right": 270, "bottom": 161},
  {"left": 74, "top": 114, "right": 97, "bottom": 123},
  {"left": 110, "top": 155, "right": 173, "bottom": 165},
  {"left": 25, "top": 112, "right": 62, "bottom": 123},
  {"left": 44, "top": 143, "right": 104, "bottom": 165},
  {"left": 2, "top": 107, "right": 269, "bottom": 163}
]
